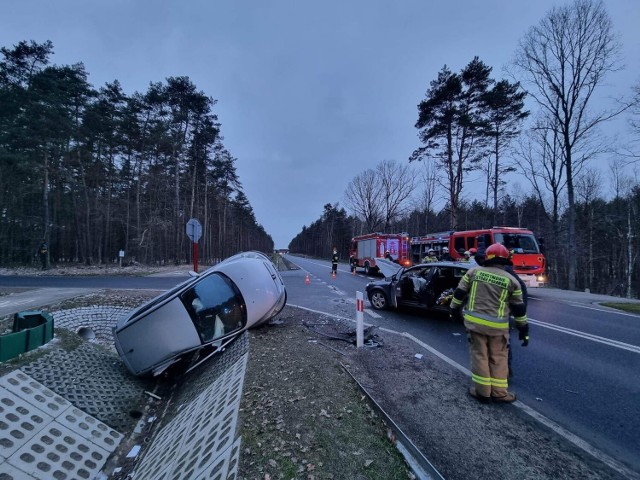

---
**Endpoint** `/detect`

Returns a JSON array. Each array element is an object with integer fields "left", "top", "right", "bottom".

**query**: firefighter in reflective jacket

[
  {"left": 422, "top": 249, "right": 438, "bottom": 263},
  {"left": 449, "top": 243, "right": 529, "bottom": 403},
  {"left": 331, "top": 247, "right": 339, "bottom": 275}
]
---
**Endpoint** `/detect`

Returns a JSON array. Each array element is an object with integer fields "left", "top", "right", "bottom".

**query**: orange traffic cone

[{"left": 305, "top": 274, "right": 310, "bottom": 285}]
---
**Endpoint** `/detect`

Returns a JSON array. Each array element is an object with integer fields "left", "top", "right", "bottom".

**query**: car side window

[
  {"left": 405, "top": 267, "right": 422, "bottom": 277},
  {"left": 181, "top": 273, "right": 246, "bottom": 343}
]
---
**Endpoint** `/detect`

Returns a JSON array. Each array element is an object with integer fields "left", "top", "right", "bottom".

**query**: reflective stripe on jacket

[{"left": 451, "top": 265, "right": 526, "bottom": 335}]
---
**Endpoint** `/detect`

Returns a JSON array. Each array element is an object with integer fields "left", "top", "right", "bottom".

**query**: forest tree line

[
  {"left": 289, "top": 185, "right": 640, "bottom": 298},
  {"left": 0, "top": 40, "right": 273, "bottom": 267}
]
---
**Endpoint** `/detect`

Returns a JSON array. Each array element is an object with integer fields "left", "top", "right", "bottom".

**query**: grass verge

[{"left": 600, "top": 302, "right": 640, "bottom": 313}]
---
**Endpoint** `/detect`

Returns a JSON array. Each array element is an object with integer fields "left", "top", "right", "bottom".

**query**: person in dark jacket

[
  {"left": 331, "top": 247, "right": 339, "bottom": 276},
  {"left": 39, "top": 241, "right": 48, "bottom": 270}
]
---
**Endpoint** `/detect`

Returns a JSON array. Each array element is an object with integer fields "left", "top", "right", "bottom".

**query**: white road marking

[
  {"left": 365, "top": 309, "right": 382, "bottom": 319},
  {"left": 327, "top": 285, "right": 347, "bottom": 296},
  {"left": 528, "top": 317, "right": 640, "bottom": 354},
  {"left": 564, "top": 302, "right": 640, "bottom": 317},
  {"left": 0, "top": 301, "right": 10, "bottom": 307}
]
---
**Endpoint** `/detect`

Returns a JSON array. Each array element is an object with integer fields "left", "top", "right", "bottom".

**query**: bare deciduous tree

[
  {"left": 512, "top": 0, "right": 627, "bottom": 289},
  {"left": 344, "top": 168, "right": 383, "bottom": 232},
  {"left": 576, "top": 167, "right": 602, "bottom": 287},
  {"left": 344, "top": 160, "right": 417, "bottom": 233},
  {"left": 516, "top": 113, "right": 567, "bottom": 231},
  {"left": 377, "top": 160, "right": 417, "bottom": 230}
]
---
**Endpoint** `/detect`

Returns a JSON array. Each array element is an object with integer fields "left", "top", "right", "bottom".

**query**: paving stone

[
  {"left": 168, "top": 332, "right": 249, "bottom": 415},
  {"left": 21, "top": 344, "right": 155, "bottom": 433},
  {"left": 55, "top": 407, "right": 121, "bottom": 452},
  {"left": 1, "top": 370, "right": 122, "bottom": 480},
  {"left": 132, "top": 352, "right": 248, "bottom": 480},
  {"left": 7, "top": 421, "right": 111, "bottom": 480},
  {"left": 0, "top": 371, "right": 71, "bottom": 418},
  {"left": 0, "top": 461, "right": 38, "bottom": 479},
  {"left": 0, "top": 388, "right": 53, "bottom": 457},
  {"left": 192, "top": 436, "right": 242, "bottom": 480}
]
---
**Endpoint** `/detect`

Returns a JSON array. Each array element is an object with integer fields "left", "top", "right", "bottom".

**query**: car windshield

[
  {"left": 181, "top": 272, "right": 247, "bottom": 343},
  {"left": 403, "top": 266, "right": 431, "bottom": 279},
  {"left": 493, "top": 233, "right": 540, "bottom": 254}
]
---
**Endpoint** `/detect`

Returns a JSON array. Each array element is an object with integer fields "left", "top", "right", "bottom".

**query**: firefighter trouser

[
  {"left": 332, "top": 263, "right": 338, "bottom": 273},
  {"left": 468, "top": 330, "right": 510, "bottom": 398}
]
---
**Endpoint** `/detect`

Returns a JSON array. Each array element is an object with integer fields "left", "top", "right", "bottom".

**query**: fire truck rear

[{"left": 349, "top": 233, "right": 411, "bottom": 274}]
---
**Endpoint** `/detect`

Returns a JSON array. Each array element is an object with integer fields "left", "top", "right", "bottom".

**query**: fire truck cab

[
  {"left": 412, "top": 227, "right": 547, "bottom": 287},
  {"left": 349, "top": 233, "right": 411, "bottom": 274}
]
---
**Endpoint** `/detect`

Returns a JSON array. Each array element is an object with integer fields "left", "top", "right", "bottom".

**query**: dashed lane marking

[{"left": 365, "top": 309, "right": 382, "bottom": 319}]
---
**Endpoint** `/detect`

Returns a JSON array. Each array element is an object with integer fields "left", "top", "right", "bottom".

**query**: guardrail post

[{"left": 356, "top": 291, "right": 364, "bottom": 348}]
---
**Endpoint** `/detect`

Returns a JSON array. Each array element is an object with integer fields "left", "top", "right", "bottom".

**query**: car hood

[{"left": 375, "top": 258, "right": 403, "bottom": 279}]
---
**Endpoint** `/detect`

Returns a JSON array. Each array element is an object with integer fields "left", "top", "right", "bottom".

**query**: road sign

[{"left": 186, "top": 218, "right": 202, "bottom": 243}]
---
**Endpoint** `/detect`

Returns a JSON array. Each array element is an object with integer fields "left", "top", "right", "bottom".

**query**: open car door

[{"left": 426, "top": 266, "right": 467, "bottom": 309}]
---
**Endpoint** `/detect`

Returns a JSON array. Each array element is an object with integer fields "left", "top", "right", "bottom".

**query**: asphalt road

[
  {"left": 282, "top": 254, "right": 640, "bottom": 475},
  {"left": 0, "top": 274, "right": 186, "bottom": 316},
  {"left": 0, "top": 275, "right": 184, "bottom": 290},
  {"left": 1, "top": 259, "right": 639, "bottom": 474}
]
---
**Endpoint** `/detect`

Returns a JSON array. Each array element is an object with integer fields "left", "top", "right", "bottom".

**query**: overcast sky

[{"left": 2, "top": 1, "right": 639, "bottom": 248}]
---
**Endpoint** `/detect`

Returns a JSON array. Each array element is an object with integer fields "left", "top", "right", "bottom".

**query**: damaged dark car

[{"left": 365, "top": 261, "right": 470, "bottom": 313}]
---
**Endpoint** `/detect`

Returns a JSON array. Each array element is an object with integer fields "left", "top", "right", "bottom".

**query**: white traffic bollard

[{"left": 356, "top": 291, "right": 364, "bottom": 348}]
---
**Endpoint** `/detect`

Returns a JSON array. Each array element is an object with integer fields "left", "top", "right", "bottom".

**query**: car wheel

[
  {"left": 364, "top": 262, "right": 370, "bottom": 275},
  {"left": 368, "top": 290, "right": 388, "bottom": 310}
]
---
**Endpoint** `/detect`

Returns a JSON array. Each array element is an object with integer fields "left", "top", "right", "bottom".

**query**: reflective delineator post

[{"left": 356, "top": 291, "right": 364, "bottom": 348}]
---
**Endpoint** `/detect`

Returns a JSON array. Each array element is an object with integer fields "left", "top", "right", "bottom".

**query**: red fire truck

[
  {"left": 411, "top": 227, "right": 547, "bottom": 287},
  {"left": 349, "top": 232, "right": 411, "bottom": 274}
]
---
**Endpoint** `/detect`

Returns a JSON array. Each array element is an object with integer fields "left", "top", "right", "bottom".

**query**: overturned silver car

[{"left": 114, "top": 251, "right": 287, "bottom": 376}]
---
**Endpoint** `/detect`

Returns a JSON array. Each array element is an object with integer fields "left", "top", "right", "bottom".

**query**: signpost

[{"left": 186, "top": 218, "right": 202, "bottom": 273}]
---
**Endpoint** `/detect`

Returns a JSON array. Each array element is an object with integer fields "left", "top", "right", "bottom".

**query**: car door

[
  {"left": 425, "top": 266, "right": 468, "bottom": 309},
  {"left": 417, "top": 266, "right": 439, "bottom": 307},
  {"left": 394, "top": 266, "right": 432, "bottom": 307},
  {"left": 388, "top": 269, "right": 403, "bottom": 308}
]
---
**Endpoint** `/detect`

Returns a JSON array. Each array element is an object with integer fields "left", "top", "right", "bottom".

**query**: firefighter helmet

[
  {"left": 428, "top": 249, "right": 435, "bottom": 255},
  {"left": 485, "top": 243, "right": 510, "bottom": 260},
  {"left": 469, "top": 247, "right": 477, "bottom": 254},
  {"left": 443, "top": 247, "right": 449, "bottom": 253},
  {"left": 464, "top": 250, "right": 471, "bottom": 257}
]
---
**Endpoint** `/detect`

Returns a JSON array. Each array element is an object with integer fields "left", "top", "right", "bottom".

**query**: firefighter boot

[
  {"left": 468, "top": 387, "right": 491, "bottom": 404},
  {"left": 492, "top": 392, "right": 517, "bottom": 404}
]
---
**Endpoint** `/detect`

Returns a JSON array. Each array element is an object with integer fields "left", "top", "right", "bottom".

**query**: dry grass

[{"left": 238, "top": 309, "right": 413, "bottom": 480}]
